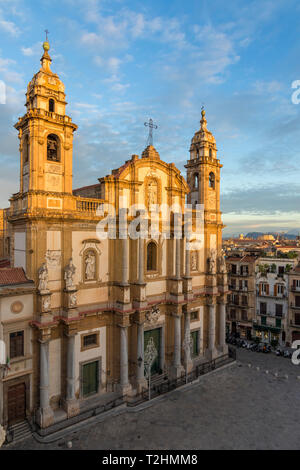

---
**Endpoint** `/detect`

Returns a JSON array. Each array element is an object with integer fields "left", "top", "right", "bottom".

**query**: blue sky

[{"left": 0, "top": 0, "right": 300, "bottom": 236}]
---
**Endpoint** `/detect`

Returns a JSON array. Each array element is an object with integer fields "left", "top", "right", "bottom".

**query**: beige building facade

[
  {"left": 1, "top": 41, "right": 228, "bottom": 430},
  {"left": 226, "top": 256, "right": 257, "bottom": 339}
]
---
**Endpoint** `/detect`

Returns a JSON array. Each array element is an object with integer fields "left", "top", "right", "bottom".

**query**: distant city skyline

[{"left": 0, "top": 0, "right": 300, "bottom": 236}]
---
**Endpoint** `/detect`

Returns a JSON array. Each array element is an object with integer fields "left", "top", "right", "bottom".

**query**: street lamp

[
  {"left": 144, "top": 337, "right": 158, "bottom": 401},
  {"left": 183, "top": 332, "right": 193, "bottom": 384}
]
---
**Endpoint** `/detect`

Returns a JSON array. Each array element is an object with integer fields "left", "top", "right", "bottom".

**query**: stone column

[
  {"left": 37, "top": 338, "right": 54, "bottom": 428},
  {"left": 219, "top": 301, "right": 227, "bottom": 352},
  {"left": 138, "top": 237, "right": 144, "bottom": 284},
  {"left": 207, "top": 300, "right": 217, "bottom": 359},
  {"left": 171, "top": 314, "right": 184, "bottom": 378},
  {"left": 122, "top": 238, "right": 129, "bottom": 285},
  {"left": 136, "top": 322, "right": 147, "bottom": 392},
  {"left": 64, "top": 333, "right": 80, "bottom": 418},
  {"left": 185, "top": 242, "right": 190, "bottom": 277},
  {"left": 118, "top": 325, "right": 131, "bottom": 395},
  {"left": 176, "top": 238, "right": 181, "bottom": 279},
  {"left": 184, "top": 311, "right": 193, "bottom": 373}
]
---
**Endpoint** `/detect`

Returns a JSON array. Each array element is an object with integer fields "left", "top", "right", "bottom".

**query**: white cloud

[{"left": 0, "top": 18, "right": 19, "bottom": 36}]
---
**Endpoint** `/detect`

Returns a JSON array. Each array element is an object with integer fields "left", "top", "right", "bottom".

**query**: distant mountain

[
  {"left": 245, "top": 232, "right": 297, "bottom": 240},
  {"left": 245, "top": 232, "right": 264, "bottom": 239}
]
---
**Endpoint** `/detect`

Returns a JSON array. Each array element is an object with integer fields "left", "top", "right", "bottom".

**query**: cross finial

[
  {"left": 45, "top": 29, "right": 49, "bottom": 42},
  {"left": 144, "top": 118, "right": 158, "bottom": 147}
]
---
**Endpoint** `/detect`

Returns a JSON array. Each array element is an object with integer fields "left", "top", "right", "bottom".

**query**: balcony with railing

[{"left": 75, "top": 198, "right": 104, "bottom": 214}]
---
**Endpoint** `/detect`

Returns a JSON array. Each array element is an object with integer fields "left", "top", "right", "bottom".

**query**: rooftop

[{"left": 0, "top": 267, "right": 33, "bottom": 287}]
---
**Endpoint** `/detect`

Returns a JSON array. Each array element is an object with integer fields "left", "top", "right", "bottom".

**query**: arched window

[
  {"left": 23, "top": 135, "right": 29, "bottom": 164},
  {"left": 47, "top": 134, "right": 60, "bottom": 162},
  {"left": 209, "top": 148, "right": 212, "bottom": 158},
  {"left": 147, "top": 242, "right": 157, "bottom": 271},
  {"left": 209, "top": 172, "right": 215, "bottom": 189},
  {"left": 49, "top": 99, "right": 55, "bottom": 113},
  {"left": 194, "top": 173, "right": 199, "bottom": 189}
]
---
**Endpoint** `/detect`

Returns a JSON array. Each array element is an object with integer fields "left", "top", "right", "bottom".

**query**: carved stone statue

[
  {"left": 70, "top": 292, "right": 77, "bottom": 308},
  {"left": 148, "top": 180, "right": 158, "bottom": 206},
  {"left": 38, "top": 262, "right": 49, "bottom": 292},
  {"left": 85, "top": 251, "right": 96, "bottom": 281},
  {"left": 145, "top": 305, "right": 160, "bottom": 325},
  {"left": 208, "top": 249, "right": 216, "bottom": 274},
  {"left": 64, "top": 258, "right": 76, "bottom": 291},
  {"left": 191, "top": 252, "right": 197, "bottom": 271},
  {"left": 218, "top": 253, "right": 227, "bottom": 273}
]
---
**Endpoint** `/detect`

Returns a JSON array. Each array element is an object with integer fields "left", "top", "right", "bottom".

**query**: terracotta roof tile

[{"left": 0, "top": 267, "right": 33, "bottom": 286}]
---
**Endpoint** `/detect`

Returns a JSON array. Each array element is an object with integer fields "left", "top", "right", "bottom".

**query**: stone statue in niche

[
  {"left": 148, "top": 179, "right": 158, "bottom": 206},
  {"left": 85, "top": 251, "right": 96, "bottom": 281},
  {"left": 191, "top": 252, "right": 197, "bottom": 271},
  {"left": 38, "top": 262, "right": 49, "bottom": 293},
  {"left": 64, "top": 258, "right": 76, "bottom": 291},
  {"left": 208, "top": 249, "right": 217, "bottom": 274}
]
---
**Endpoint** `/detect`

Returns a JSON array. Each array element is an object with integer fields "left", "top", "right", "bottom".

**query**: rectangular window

[
  {"left": 241, "top": 265, "right": 249, "bottom": 275},
  {"left": 275, "top": 304, "right": 283, "bottom": 317},
  {"left": 278, "top": 266, "right": 285, "bottom": 277},
  {"left": 276, "top": 318, "right": 281, "bottom": 328},
  {"left": 230, "top": 309, "right": 236, "bottom": 320},
  {"left": 190, "top": 311, "right": 199, "bottom": 322},
  {"left": 260, "top": 302, "right": 267, "bottom": 315},
  {"left": 261, "top": 316, "right": 267, "bottom": 325},
  {"left": 242, "top": 295, "right": 248, "bottom": 306},
  {"left": 277, "top": 285, "right": 284, "bottom": 295},
  {"left": 241, "top": 310, "right": 248, "bottom": 321},
  {"left": 244, "top": 280, "right": 248, "bottom": 290},
  {"left": 295, "top": 296, "right": 300, "bottom": 307},
  {"left": 10, "top": 331, "right": 24, "bottom": 359},
  {"left": 82, "top": 333, "right": 99, "bottom": 349},
  {"left": 261, "top": 284, "right": 267, "bottom": 294},
  {"left": 295, "top": 313, "right": 300, "bottom": 325},
  {"left": 231, "top": 264, "right": 237, "bottom": 274}
]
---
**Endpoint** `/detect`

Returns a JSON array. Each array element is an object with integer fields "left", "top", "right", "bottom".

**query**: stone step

[{"left": 9, "top": 421, "right": 32, "bottom": 443}]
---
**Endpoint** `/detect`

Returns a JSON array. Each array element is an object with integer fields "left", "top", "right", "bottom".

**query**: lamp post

[
  {"left": 144, "top": 337, "right": 158, "bottom": 401},
  {"left": 183, "top": 332, "right": 193, "bottom": 384}
]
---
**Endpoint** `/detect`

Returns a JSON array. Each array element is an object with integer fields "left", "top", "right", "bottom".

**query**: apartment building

[
  {"left": 287, "top": 263, "right": 300, "bottom": 345},
  {"left": 254, "top": 258, "right": 296, "bottom": 346},
  {"left": 226, "top": 256, "right": 258, "bottom": 340}
]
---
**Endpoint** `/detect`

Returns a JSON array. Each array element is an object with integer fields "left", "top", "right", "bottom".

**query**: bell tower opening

[
  {"left": 47, "top": 134, "right": 60, "bottom": 162},
  {"left": 49, "top": 98, "right": 55, "bottom": 113}
]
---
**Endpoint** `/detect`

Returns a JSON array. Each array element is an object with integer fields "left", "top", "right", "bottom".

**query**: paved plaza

[{"left": 5, "top": 349, "right": 300, "bottom": 450}]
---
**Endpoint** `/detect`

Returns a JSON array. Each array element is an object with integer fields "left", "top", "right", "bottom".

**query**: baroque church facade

[{"left": 0, "top": 41, "right": 228, "bottom": 429}]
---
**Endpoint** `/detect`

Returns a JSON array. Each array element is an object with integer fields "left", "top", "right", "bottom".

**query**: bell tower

[
  {"left": 185, "top": 108, "right": 223, "bottom": 251},
  {"left": 14, "top": 39, "right": 77, "bottom": 200}
]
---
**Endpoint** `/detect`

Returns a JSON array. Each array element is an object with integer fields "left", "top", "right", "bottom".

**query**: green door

[
  {"left": 82, "top": 361, "right": 99, "bottom": 397},
  {"left": 191, "top": 330, "right": 199, "bottom": 357},
  {"left": 144, "top": 328, "right": 161, "bottom": 375}
]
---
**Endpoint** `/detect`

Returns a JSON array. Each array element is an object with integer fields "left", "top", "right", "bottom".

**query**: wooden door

[{"left": 8, "top": 382, "right": 26, "bottom": 425}]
